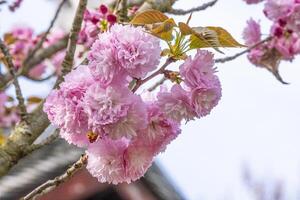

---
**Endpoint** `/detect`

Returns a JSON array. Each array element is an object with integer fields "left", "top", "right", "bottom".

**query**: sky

[{"left": 1, "top": 0, "right": 300, "bottom": 199}]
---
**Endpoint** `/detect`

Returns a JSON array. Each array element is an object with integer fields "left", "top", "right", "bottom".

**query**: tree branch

[
  {"left": 132, "top": 58, "right": 174, "bottom": 92},
  {"left": 167, "top": 0, "right": 218, "bottom": 15},
  {"left": 137, "top": 0, "right": 177, "bottom": 13},
  {"left": 0, "top": 39, "right": 28, "bottom": 122},
  {"left": 215, "top": 37, "right": 272, "bottom": 63},
  {"left": 56, "top": 0, "right": 87, "bottom": 85},
  {"left": 22, "top": 0, "right": 67, "bottom": 65},
  {"left": 148, "top": 76, "right": 167, "bottom": 92},
  {"left": 0, "top": 35, "right": 68, "bottom": 90},
  {"left": 24, "top": 129, "right": 59, "bottom": 154},
  {"left": 20, "top": 154, "right": 88, "bottom": 200}
]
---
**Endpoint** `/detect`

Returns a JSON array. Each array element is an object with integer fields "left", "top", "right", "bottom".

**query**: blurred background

[{"left": 0, "top": 0, "right": 300, "bottom": 199}]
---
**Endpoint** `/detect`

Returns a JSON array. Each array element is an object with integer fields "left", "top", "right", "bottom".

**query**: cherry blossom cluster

[
  {"left": 1, "top": 26, "right": 65, "bottom": 79},
  {"left": 78, "top": 4, "right": 117, "bottom": 50},
  {"left": 44, "top": 24, "right": 222, "bottom": 184},
  {"left": 243, "top": 0, "right": 300, "bottom": 72}
]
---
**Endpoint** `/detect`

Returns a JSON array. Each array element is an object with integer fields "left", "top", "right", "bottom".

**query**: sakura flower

[
  {"left": 243, "top": 18, "right": 262, "bottom": 46},
  {"left": 271, "top": 32, "right": 300, "bottom": 59},
  {"left": 86, "top": 137, "right": 155, "bottom": 184},
  {"left": 86, "top": 138, "right": 130, "bottom": 184},
  {"left": 122, "top": 140, "right": 154, "bottom": 182},
  {"left": 179, "top": 50, "right": 217, "bottom": 89},
  {"left": 263, "top": 0, "right": 294, "bottom": 21},
  {"left": 110, "top": 24, "right": 161, "bottom": 78},
  {"left": 134, "top": 103, "right": 181, "bottom": 155},
  {"left": 44, "top": 65, "right": 93, "bottom": 147},
  {"left": 191, "top": 82, "right": 222, "bottom": 118},
  {"left": 78, "top": 5, "right": 117, "bottom": 48},
  {"left": 87, "top": 32, "right": 127, "bottom": 87},
  {"left": 157, "top": 84, "right": 195, "bottom": 122},
  {"left": 83, "top": 84, "right": 147, "bottom": 140}
]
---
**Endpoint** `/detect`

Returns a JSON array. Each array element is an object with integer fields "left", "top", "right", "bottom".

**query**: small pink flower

[
  {"left": 110, "top": 24, "right": 161, "bottom": 78},
  {"left": 83, "top": 84, "right": 147, "bottom": 140},
  {"left": 247, "top": 47, "right": 265, "bottom": 65},
  {"left": 180, "top": 50, "right": 216, "bottom": 89},
  {"left": 88, "top": 32, "right": 128, "bottom": 87},
  {"left": 191, "top": 83, "right": 222, "bottom": 118},
  {"left": 86, "top": 137, "right": 155, "bottom": 184},
  {"left": 157, "top": 84, "right": 195, "bottom": 122},
  {"left": 86, "top": 138, "right": 130, "bottom": 184},
  {"left": 134, "top": 103, "right": 181, "bottom": 155},
  {"left": 264, "top": 0, "right": 294, "bottom": 21},
  {"left": 44, "top": 65, "right": 93, "bottom": 147},
  {"left": 243, "top": 18, "right": 262, "bottom": 46}
]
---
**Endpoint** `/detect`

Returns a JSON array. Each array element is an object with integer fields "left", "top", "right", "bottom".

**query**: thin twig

[
  {"left": 120, "top": 0, "right": 128, "bottom": 22},
  {"left": 56, "top": 0, "right": 87, "bottom": 86},
  {"left": 25, "top": 129, "right": 59, "bottom": 154},
  {"left": 21, "top": 154, "right": 88, "bottom": 200},
  {"left": 23, "top": 0, "right": 66, "bottom": 65},
  {"left": 114, "top": 0, "right": 122, "bottom": 14},
  {"left": 25, "top": 73, "right": 56, "bottom": 82},
  {"left": 132, "top": 58, "right": 174, "bottom": 93},
  {"left": 148, "top": 77, "right": 167, "bottom": 92},
  {"left": 0, "top": 39, "right": 28, "bottom": 122},
  {"left": 168, "top": 0, "right": 217, "bottom": 15},
  {"left": 215, "top": 37, "right": 272, "bottom": 63},
  {"left": 0, "top": 35, "right": 68, "bottom": 90}
]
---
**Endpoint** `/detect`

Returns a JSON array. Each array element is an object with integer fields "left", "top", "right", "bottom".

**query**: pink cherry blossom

[
  {"left": 157, "top": 84, "right": 195, "bottom": 122},
  {"left": 191, "top": 83, "right": 222, "bottom": 118},
  {"left": 243, "top": 18, "right": 262, "bottom": 46},
  {"left": 86, "top": 138, "right": 130, "bottom": 184},
  {"left": 83, "top": 83, "right": 147, "bottom": 140},
  {"left": 134, "top": 103, "right": 181, "bottom": 155},
  {"left": 110, "top": 24, "right": 161, "bottom": 78},
  {"left": 263, "top": 0, "right": 294, "bottom": 21},
  {"left": 78, "top": 5, "right": 117, "bottom": 48},
  {"left": 86, "top": 136, "right": 155, "bottom": 184},
  {"left": 180, "top": 50, "right": 217, "bottom": 89},
  {"left": 271, "top": 32, "right": 300, "bottom": 59},
  {"left": 44, "top": 65, "right": 94, "bottom": 147},
  {"left": 87, "top": 32, "right": 127, "bottom": 87}
]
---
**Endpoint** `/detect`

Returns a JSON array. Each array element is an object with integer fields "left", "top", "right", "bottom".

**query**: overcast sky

[{"left": 1, "top": 0, "right": 300, "bottom": 199}]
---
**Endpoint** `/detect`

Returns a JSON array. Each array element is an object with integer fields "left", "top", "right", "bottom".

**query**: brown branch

[
  {"left": 114, "top": 0, "right": 122, "bottom": 14},
  {"left": 215, "top": 37, "right": 272, "bottom": 63},
  {"left": 0, "top": 35, "right": 68, "bottom": 90},
  {"left": 22, "top": 0, "right": 67, "bottom": 65},
  {"left": 132, "top": 58, "right": 174, "bottom": 92},
  {"left": 25, "top": 129, "right": 59, "bottom": 154},
  {"left": 0, "top": 39, "right": 28, "bottom": 122},
  {"left": 21, "top": 154, "right": 88, "bottom": 200},
  {"left": 25, "top": 72, "right": 56, "bottom": 82},
  {"left": 0, "top": 0, "right": 87, "bottom": 178},
  {"left": 120, "top": 0, "right": 128, "bottom": 22},
  {"left": 137, "top": 0, "right": 177, "bottom": 13},
  {"left": 148, "top": 76, "right": 167, "bottom": 92},
  {"left": 167, "top": 0, "right": 218, "bottom": 15},
  {"left": 56, "top": 0, "right": 87, "bottom": 85}
]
